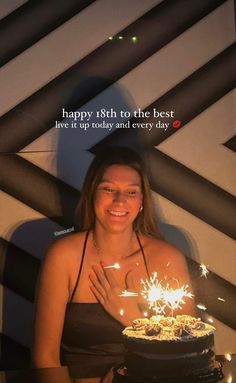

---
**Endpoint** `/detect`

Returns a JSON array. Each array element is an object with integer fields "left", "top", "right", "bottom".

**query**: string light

[
  {"left": 108, "top": 35, "right": 139, "bottom": 43},
  {"left": 119, "top": 308, "right": 124, "bottom": 316}
]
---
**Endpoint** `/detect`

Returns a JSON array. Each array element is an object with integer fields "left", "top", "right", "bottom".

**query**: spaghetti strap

[
  {"left": 135, "top": 232, "right": 150, "bottom": 278},
  {"left": 70, "top": 230, "right": 90, "bottom": 302}
]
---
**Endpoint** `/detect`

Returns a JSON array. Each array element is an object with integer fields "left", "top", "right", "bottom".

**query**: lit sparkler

[
  {"left": 141, "top": 272, "right": 193, "bottom": 316},
  {"left": 103, "top": 262, "right": 121, "bottom": 269},
  {"left": 199, "top": 264, "right": 210, "bottom": 278}
]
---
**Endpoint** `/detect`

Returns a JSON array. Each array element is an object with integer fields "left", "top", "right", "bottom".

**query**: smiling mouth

[{"left": 108, "top": 210, "right": 128, "bottom": 217}]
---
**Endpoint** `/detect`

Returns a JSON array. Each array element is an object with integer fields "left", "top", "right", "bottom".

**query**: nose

[{"left": 113, "top": 191, "right": 127, "bottom": 203}]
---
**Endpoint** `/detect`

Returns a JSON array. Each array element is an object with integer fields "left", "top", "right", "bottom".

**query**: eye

[
  {"left": 103, "top": 187, "right": 116, "bottom": 193},
  {"left": 126, "top": 190, "right": 138, "bottom": 196}
]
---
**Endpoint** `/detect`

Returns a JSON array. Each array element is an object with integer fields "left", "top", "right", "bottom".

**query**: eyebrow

[{"left": 99, "top": 180, "right": 141, "bottom": 187}]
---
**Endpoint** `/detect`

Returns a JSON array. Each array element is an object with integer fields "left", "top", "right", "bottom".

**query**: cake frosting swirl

[{"left": 123, "top": 314, "right": 215, "bottom": 341}]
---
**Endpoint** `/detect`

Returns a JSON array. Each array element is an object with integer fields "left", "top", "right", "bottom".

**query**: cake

[{"left": 122, "top": 314, "right": 216, "bottom": 380}]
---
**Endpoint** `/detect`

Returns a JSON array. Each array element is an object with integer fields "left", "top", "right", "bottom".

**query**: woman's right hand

[{"left": 89, "top": 262, "right": 143, "bottom": 326}]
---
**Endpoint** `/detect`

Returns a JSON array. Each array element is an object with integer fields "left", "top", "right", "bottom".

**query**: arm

[{"left": 32, "top": 240, "right": 71, "bottom": 368}]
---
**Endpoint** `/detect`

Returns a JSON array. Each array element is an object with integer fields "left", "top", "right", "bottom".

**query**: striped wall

[{"left": 0, "top": 0, "right": 235, "bottom": 368}]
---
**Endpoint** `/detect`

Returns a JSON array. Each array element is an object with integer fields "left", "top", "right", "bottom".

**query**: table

[{"left": 0, "top": 355, "right": 235, "bottom": 383}]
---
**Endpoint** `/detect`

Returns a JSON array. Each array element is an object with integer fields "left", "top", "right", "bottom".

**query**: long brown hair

[{"left": 75, "top": 146, "right": 161, "bottom": 238}]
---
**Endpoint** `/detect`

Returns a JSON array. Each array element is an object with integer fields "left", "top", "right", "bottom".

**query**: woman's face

[{"left": 94, "top": 165, "right": 143, "bottom": 233}]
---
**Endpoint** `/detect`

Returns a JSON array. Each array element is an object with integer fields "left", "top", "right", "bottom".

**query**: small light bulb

[
  {"left": 143, "top": 311, "right": 148, "bottom": 317},
  {"left": 108, "top": 36, "right": 113, "bottom": 40},
  {"left": 118, "top": 36, "right": 124, "bottom": 40},
  {"left": 131, "top": 36, "right": 138, "bottom": 43}
]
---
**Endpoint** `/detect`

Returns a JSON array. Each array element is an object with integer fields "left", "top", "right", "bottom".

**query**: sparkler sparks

[
  {"left": 217, "top": 297, "right": 226, "bottom": 302},
  {"left": 197, "top": 303, "right": 207, "bottom": 311},
  {"left": 225, "top": 354, "right": 232, "bottom": 362},
  {"left": 199, "top": 264, "right": 210, "bottom": 278},
  {"left": 119, "top": 290, "right": 138, "bottom": 297},
  {"left": 141, "top": 273, "right": 193, "bottom": 315},
  {"left": 103, "top": 262, "right": 120, "bottom": 269},
  {"left": 206, "top": 316, "right": 214, "bottom": 324}
]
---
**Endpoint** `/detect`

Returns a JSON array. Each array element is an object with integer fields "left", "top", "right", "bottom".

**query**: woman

[{"left": 32, "top": 146, "right": 195, "bottom": 369}]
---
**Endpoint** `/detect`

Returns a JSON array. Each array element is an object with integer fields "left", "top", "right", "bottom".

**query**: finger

[
  {"left": 89, "top": 272, "right": 107, "bottom": 300},
  {"left": 89, "top": 284, "right": 105, "bottom": 305},
  {"left": 100, "top": 261, "right": 120, "bottom": 289},
  {"left": 93, "top": 264, "right": 111, "bottom": 290}
]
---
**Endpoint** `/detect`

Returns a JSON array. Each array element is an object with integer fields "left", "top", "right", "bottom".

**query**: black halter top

[{"left": 60, "top": 231, "right": 149, "bottom": 367}]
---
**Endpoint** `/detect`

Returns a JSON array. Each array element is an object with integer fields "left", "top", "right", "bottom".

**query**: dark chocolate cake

[{"left": 122, "top": 315, "right": 216, "bottom": 379}]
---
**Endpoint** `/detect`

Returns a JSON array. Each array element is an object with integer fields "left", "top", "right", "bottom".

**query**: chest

[{"left": 71, "top": 251, "right": 150, "bottom": 302}]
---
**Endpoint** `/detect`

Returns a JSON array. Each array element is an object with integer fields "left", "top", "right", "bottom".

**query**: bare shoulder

[
  {"left": 43, "top": 231, "right": 88, "bottom": 270},
  {"left": 140, "top": 235, "right": 189, "bottom": 281},
  {"left": 143, "top": 235, "right": 184, "bottom": 262}
]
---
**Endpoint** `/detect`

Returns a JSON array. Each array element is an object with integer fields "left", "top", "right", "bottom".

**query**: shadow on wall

[{"left": 1, "top": 77, "right": 196, "bottom": 369}]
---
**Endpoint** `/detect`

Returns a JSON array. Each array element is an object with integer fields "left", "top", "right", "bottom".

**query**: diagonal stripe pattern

[
  {"left": 0, "top": 238, "right": 39, "bottom": 302},
  {"left": 92, "top": 43, "right": 236, "bottom": 149},
  {"left": 0, "top": 0, "right": 96, "bottom": 67},
  {"left": 144, "top": 148, "right": 236, "bottom": 239},
  {"left": 0, "top": 0, "right": 235, "bottom": 361},
  {"left": 0, "top": 0, "right": 226, "bottom": 153},
  {"left": 0, "top": 154, "right": 79, "bottom": 227},
  {"left": 224, "top": 135, "right": 236, "bottom": 152}
]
